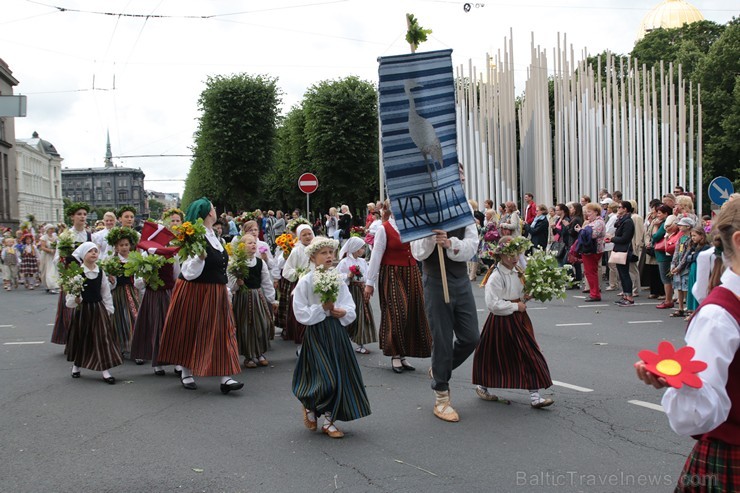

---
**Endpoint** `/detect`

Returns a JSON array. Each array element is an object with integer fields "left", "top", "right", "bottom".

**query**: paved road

[{"left": 0, "top": 282, "right": 694, "bottom": 492}]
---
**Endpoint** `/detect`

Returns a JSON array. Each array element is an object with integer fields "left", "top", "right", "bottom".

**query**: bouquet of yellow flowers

[
  {"left": 275, "top": 233, "right": 297, "bottom": 259},
  {"left": 171, "top": 218, "right": 207, "bottom": 262},
  {"left": 227, "top": 242, "right": 251, "bottom": 293}
]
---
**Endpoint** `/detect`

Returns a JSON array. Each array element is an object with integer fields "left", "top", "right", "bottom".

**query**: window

[
  {"left": 133, "top": 189, "right": 139, "bottom": 200},
  {"left": 118, "top": 190, "right": 128, "bottom": 201},
  {"left": 118, "top": 177, "right": 127, "bottom": 187}
]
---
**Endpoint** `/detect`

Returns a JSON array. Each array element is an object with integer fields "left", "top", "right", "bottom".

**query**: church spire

[{"left": 104, "top": 130, "right": 113, "bottom": 168}]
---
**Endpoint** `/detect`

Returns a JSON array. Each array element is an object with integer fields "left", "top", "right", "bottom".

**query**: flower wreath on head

[
  {"left": 163, "top": 208, "right": 184, "bottom": 220},
  {"left": 305, "top": 237, "right": 339, "bottom": 259},
  {"left": 235, "top": 211, "right": 256, "bottom": 224},
  {"left": 117, "top": 205, "right": 137, "bottom": 218},
  {"left": 106, "top": 226, "right": 140, "bottom": 247},
  {"left": 287, "top": 217, "right": 310, "bottom": 233},
  {"left": 494, "top": 236, "right": 532, "bottom": 258},
  {"left": 65, "top": 201, "right": 90, "bottom": 218}
]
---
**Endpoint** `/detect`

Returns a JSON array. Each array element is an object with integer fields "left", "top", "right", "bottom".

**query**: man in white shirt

[{"left": 92, "top": 211, "right": 116, "bottom": 260}]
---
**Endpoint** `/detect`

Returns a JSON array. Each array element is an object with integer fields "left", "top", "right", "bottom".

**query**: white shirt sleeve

[
  {"left": 336, "top": 257, "right": 353, "bottom": 284},
  {"left": 484, "top": 270, "right": 518, "bottom": 315},
  {"left": 282, "top": 245, "right": 305, "bottom": 282},
  {"left": 691, "top": 247, "right": 716, "bottom": 303},
  {"left": 366, "top": 225, "right": 387, "bottom": 289},
  {"left": 292, "top": 274, "right": 329, "bottom": 326},
  {"left": 100, "top": 273, "right": 114, "bottom": 315},
  {"left": 410, "top": 235, "right": 435, "bottom": 262},
  {"left": 260, "top": 261, "right": 276, "bottom": 304},
  {"left": 180, "top": 256, "right": 205, "bottom": 281}
]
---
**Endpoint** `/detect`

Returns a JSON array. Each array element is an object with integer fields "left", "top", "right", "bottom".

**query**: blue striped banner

[{"left": 378, "top": 49, "right": 473, "bottom": 243}]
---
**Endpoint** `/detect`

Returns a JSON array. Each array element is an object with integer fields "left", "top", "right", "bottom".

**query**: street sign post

[
  {"left": 708, "top": 176, "right": 734, "bottom": 206},
  {"left": 298, "top": 173, "right": 318, "bottom": 220}
]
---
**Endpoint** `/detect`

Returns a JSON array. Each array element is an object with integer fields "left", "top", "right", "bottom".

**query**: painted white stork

[{"left": 404, "top": 79, "right": 443, "bottom": 187}]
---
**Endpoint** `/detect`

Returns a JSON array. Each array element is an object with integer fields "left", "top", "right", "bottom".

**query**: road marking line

[
  {"left": 4, "top": 341, "right": 45, "bottom": 345},
  {"left": 528, "top": 307, "right": 547, "bottom": 310},
  {"left": 628, "top": 320, "right": 664, "bottom": 324},
  {"left": 47, "top": 323, "right": 54, "bottom": 326},
  {"left": 0, "top": 325, "right": 14, "bottom": 327},
  {"left": 578, "top": 304, "right": 608, "bottom": 308},
  {"left": 476, "top": 309, "right": 485, "bottom": 312},
  {"left": 552, "top": 380, "right": 593, "bottom": 392},
  {"left": 635, "top": 302, "right": 660, "bottom": 306},
  {"left": 573, "top": 295, "right": 586, "bottom": 299},
  {"left": 555, "top": 322, "right": 592, "bottom": 327},
  {"left": 628, "top": 400, "right": 664, "bottom": 412}
]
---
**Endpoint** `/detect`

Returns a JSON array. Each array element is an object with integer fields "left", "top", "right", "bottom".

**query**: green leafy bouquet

[
  {"left": 98, "top": 256, "right": 126, "bottom": 278},
  {"left": 124, "top": 251, "right": 174, "bottom": 291},
  {"left": 523, "top": 249, "right": 573, "bottom": 303},
  {"left": 312, "top": 267, "right": 343, "bottom": 304},
  {"left": 227, "top": 242, "right": 251, "bottom": 293},
  {"left": 56, "top": 262, "right": 85, "bottom": 297}
]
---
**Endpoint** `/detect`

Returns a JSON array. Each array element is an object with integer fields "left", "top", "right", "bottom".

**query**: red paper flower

[
  {"left": 349, "top": 265, "right": 363, "bottom": 280},
  {"left": 638, "top": 341, "right": 707, "bottom": 389}
]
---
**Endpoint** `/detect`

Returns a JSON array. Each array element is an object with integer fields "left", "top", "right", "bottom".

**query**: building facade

[
  {"left": 15, "top": 132, "right": 64, "bottom": 224},
  {"left": 0, "top": 58, "right": 20, "bottom": 229}
]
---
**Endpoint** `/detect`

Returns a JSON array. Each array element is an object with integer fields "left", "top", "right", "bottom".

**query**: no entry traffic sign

[{"left": 298, "top": 173, "right": 319, "bottom": 194}]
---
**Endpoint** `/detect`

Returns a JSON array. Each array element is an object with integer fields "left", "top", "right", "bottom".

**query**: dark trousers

[
  {"left": 616, "top": 262, "right": 632, "bottom": 296},
  {"left": 643, "top": 264, "right": 665, "bottom": 296}
]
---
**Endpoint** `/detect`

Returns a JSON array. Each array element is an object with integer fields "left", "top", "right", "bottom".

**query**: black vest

[
  {"left": 182, "top": 241, "right": 228, "bottom": 285},
  {"left": 422, "top": 227, "right": 468, "bottom": 279},
  {"left": 115, "top": 274, "right": 133, "bottom": 286},
  {"left": 81, "top": 269, "right": 103, "bottom": 304},
  {"left": 244, "top": 258, "right": 264, "bottom": 290}
]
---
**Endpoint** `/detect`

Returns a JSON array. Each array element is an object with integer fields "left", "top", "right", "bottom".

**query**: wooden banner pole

[{"left": 438, "top": 244, "right": 450, "bottom": 303}]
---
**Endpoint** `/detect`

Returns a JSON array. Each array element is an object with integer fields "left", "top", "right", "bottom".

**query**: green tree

[
  {"left": 263, "top": 106, "right": 308, "bottom": 211},
  {"left": 148, "top": 199, "right": 165, "bottom": 220},
  {"left": 301, "top": 76, "right": 379, "bottom": 215},
  {"left": 183, "top": 74, "right": 282, "bottom": 212}
]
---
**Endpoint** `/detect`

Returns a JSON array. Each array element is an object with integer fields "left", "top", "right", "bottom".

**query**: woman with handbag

[{"left": 606, "top": 201, "right": 635, "bottom": 306}]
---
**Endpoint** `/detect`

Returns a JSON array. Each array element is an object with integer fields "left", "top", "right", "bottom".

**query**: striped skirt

[
  {"left": 292, "top": 317, "right": 372, "bottom": 422},
  {"left": 675, "top": 438, "right": 739, "bottom": 492},
  {"left": 157, "top": 279, "right": 241, "bottom": 377},
  {"left": 472, "top": 312, "right": 553, "bottom": 390},
  {"left": 347, "top": 281, "right": 377, "bottom": 346},
  {"left": 111, "top": 284, "right": 140, "bottom": 354},
  {"left": 130, "top": 287, "right": 172, "bottom": 366},
  {"left": 287, "top": 293, "right": 307, "bottom": 345},
  {"left": 377, "top": 264, "right": 432, "bottom": 358},
  {"left": 65, "top": 302, "right": 124, "bottom": 371},
  {"left": 276, "top": 278, "right": 293, "bottom": 334},
  {"left": 233, "top": 287, "right": 273, "bottom": 359},
  {"left": 51, "top": 290, "right": 73, "bottom": 345}
]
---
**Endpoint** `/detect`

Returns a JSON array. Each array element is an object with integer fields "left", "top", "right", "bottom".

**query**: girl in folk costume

[
  {"left": 18, "top": 233, "right": 40, "bottom": 289},
  {"left": 472, "top": 237, "right": 554, "bottom": 408},
  {"left": 228, "top": 233, "right": 277, "bottom": 368},
  {"left": 275, "top": 218, "right": 308, "bottom": 336},
  {"left": 636, "top": 198, "right": 740, "bottom": 493},
  {"left": 365, "top": 201, "right": 432, "bottom": 373},
  {"left": 2, "top": 236, "right": 19, "bottom": 290},
  {"left": 65, "top": 242, "right": 123, "bottom": 384},
  {"left": 292, "top": 237, "right": 371, "bottom": 438},
  {"left": 157, "top": 198, "right": 243, "bottom": 394},
  {"left": 281, "top": 222, "right": 314, "bottom": 345},
  {"left": 105, "top": 227, "right": 141, "bottom": 359},
  {"left": 51, "top": 202, "right": 92, "bottom": 345},
  {"left": 129, "top": 221, "right": 181, "bottom": 376},
  {"left": 336, "top": 236, "right": 376, "bottom": 354},
  {"left": 39, "top": 224, "right": 59, "bottom": 293}
]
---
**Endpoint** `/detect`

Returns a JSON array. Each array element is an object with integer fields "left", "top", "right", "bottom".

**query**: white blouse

[
  {"left": 181, "top": 227, "right": 223, "bottom": 281},
  {"left": 691, "top": 247, "right": 718, "bottom": 304},
  {"left": 65, "top": 263, "right": 114, "bottom": 315},
  {"left": 661, "top": 268, "right": 740, "bottom": 436},
  {"left": 336, "top": 256, "right": 369, "bottom": 285},
  {"left": 92, "top": 228, "right": 113, "bottom": 260},
  {"left": 366, "top": 219, "right": 399, "bottom": 289},
  {"left": 227, "top": 256, "right": 276, "bottom": 304},
  {"left": 410, "top": 222, "right": 479, "bottom": 264},
  {"left": 292, "top": 270, "right": 356, "bottom": 327},
  {"left": 484, "top": 264, "right": 525, "bottom": 316},
  {"left": 282, "top": 243, "right": 310, "bottom": 283}
]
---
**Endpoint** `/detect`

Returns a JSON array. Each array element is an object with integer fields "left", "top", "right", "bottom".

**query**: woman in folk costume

[
  {"left": 364, "top": 201, "right": 431, "bottom": 373},
  {"left": 228, "top": 233, "right": 277, "bottom": 368},
  {"left": 336, "top": 236, "right": 376, "bottom": 354},
  {"left": 281, "top": 222, "right": 315, "bottom": 345},
  {"left": 64, "top": 242, "right": 123, "bottom": 384},
  {"left": 636, "top": 198, "right": 740, "bottom": 493},
  {"left": 38, "top": 224, "right": 59, "bottom": 294},
  {"left": 292, "top": 236, "right": 371, "bottom": 438},
  {"left": 105, "top": 227, "right": 141, "bottom": 359},
  {"left": 129, "top": 221, "right": 181, "bottom": 376},
  {"left": 52, "top": 202, "right": 92, "bottom": 345},
  {"left": 472, "top": 236, "right": 554, "bottom": 408},
  {"left": 18, "top": 233, "right": 39, "bottom": 289},
  {"left": 157, "top": 198, "right": 243, "bottom": 394}
]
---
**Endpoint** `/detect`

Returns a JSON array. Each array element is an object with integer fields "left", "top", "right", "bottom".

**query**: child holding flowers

[
  {"left": 472, "top": 236, "right": 555, "bottom": 408},
  {"left": 103, "top": 227, "right": 141, "bottom": 359},
  {"left": 228, "top": 233, "right": 276, "bottom": 368},
  {"left": 281, "top": 222, "right": 314, "bottom": 344},
  {"left": 337, "top": 236, "right": 376, "bottom": 354},
  {"left": 64, "top": 242, "right": 122, "bottom": 384},
  {"left": 292, "top": 236, "right": 371, "bottom": 438}
]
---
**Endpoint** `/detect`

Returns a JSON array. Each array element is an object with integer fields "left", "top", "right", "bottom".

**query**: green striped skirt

[{"left": 233, "top": 287, "right": 273, "bottom": 359}]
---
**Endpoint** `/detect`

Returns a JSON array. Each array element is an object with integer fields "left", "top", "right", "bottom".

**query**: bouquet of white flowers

[
  {"left": 57, "top": 262, "right": 86, "bottom": 297},
  {"left": 523, "top": 249, "right": 573, "bottom": 303},
  {"left": 312, "top": 267, "right": 343, "bottom": 304},
  {"left": 56, "top": 229, "right": 75, "bottom": 259}
]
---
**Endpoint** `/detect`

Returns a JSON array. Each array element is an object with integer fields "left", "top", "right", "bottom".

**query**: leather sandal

[
  {"left": 475, "top": 386, "right": 499, "bottom": 401},
  {"left": 322, "top": 423, "right": 344, "bottom": 438},
  {"left": 303, "top": 408, "right": 317, "bottom": 431},
  {"left": 531, "top": 398, "right": 554, "bottom": 409}
]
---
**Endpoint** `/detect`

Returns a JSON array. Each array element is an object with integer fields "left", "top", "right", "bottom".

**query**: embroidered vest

[{"left": 379, "top": 222, "right": 415, "bottom": 267}]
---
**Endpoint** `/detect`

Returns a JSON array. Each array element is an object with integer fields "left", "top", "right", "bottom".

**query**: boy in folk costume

[
  {"left": 292, "top": 236, "right": 371, "bottom": 438},
  {"left": 336, "top": 236, "right": 377, "bottom": 354},
  {"left": 2, "top": 236, "right": 19, "bottom": 290},
  {"left": 472, "top": 237, "right": 554, "bottom": 408},
  {"left": 105, "top": 227, "right": 141, "bottom": 359}
]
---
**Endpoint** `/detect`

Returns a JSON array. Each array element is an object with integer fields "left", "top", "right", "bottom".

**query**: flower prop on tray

[
  {"left": 98, "top": 256, "right": 126, "bottom": 278},
  {"left": 56, "top": 262, "right": 85, "bottom": 297},
  {"left": 275, "top": 233, "right": 297, "bottom": 259},
  {"left": 124, "top": 251, "right": 174, "bottom": 291},
  {"left": 350, "top": 226, "right": 366, "bottom": 238},
  {"left": 349, "top": 264, "right": 363, "bottom": 282},
  {"left": 227, "top": 242, "right": 251, "bottom": 293},
  {"left": 56, "top": 229, "right": 75, "bottom": 259},
  {"left": 171, "top": 218, "right": 207, "bottom": 262},
  {"left": 313, "top": 267, "right": 344, "bottom": 304},
  {"left": 524, "top": 248, "right": 573, "bottom": 303},
  {"left": 638, "top": 341, "right": 707, "bottom": 389}
]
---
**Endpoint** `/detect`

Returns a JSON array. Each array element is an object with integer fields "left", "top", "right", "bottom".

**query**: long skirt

[
  {"left": 472, "top": 312, "right": 553, "bottom": 390},
  {"left": 276, "top": 278, "right": 293, "bottom": 333},
  {"left": 65, "top": 301, "right": 123, "bottom": 371},
  {"left": 292, "top": 317, "right": 372, "bottom": 422},
  {"left": 233, "top": 287, "right": 273, "bottom": 359},
  {"left": 19, "top": 253, "right": 39, "bottom": 279},
  {"left": 377, "top": 264, "right": 432, "bottom": 358},
  {"left": 686, "top": 262, "right": 700, "bottom": 311},
  {"left": 111, "top": 284, "right": 139, "bottom": 354},
  {"left": 130, "top": 287, "right": 172, "bottom": 366},
  {"left": 675, "top": 438, "right": 739, "bottom": 492},
  {"left": 347, "top": 281, "right": 377, "bottom": 346},
  {"left": 40, "top": 253, "right": 58, "bottom": 290},
  {"left": 157, "top": 279, "right": 240, "bottom": 377},
  {"left": 51, "top": 290, "right": 73, "bottom": 345}
]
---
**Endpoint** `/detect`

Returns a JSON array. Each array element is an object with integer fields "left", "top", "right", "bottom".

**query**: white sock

[
  {"left": 221, "top": 376, "right": 237, "bottom": 385},
  {"left": 154, "top": 366, "right": 164, "bottom": 372},
  {"left": 181, "top": 367, "right": 194, "bottom": 383},
  {"left": 529, "top": 390, "right": 541, "bottom": 403},
  {"left": 72, "top": 365, "right": 80, "bottom": 373},
  {"left": 102, "top": 369, "right": 112, "bottom": 379},
  {"left": 175, "top": 365, "right": 183, "bottom": 372}
]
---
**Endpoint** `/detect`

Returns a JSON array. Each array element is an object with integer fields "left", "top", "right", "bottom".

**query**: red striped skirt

[
  {"left": 51, "top": 290, "right": 73, "bottom": 345},
  {"left": 377, "top": 264, "right": 431, "bottom": 357},
  {"left": 288, "top": 292, "right": 306, "bottom": 345},
  {"left": 65, "top": 302, "right": 123, "bottom": 371},
  {"left": 157, "top": 279, "right": 241, "bottom": 377},
  {"left": 130, "top": 287, "right": 172, "bottom": 366},
  {"left": 276, "top": 278, "right": 293, "bottom": 333},
  {"left": 675, "top": 438, "right": 739, "bottom": 492},
  {"left": 472, "top": 311, "right": 552, "bottom": 390}
]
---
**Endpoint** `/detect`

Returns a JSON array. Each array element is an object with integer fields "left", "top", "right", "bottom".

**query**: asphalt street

[{"left": 0, "top": 280, "right": 695, "bottom": 493}]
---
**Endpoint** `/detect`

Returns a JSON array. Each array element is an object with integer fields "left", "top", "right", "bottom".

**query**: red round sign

[{"left": 298, "top": 173, "right": 319, "bottom": 194}]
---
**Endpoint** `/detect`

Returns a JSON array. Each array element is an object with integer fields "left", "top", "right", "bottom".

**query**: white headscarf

[
  {"left": 296, "top": 224, "right": 313, "bottom": 239},
  {"left": 338, "top": 236, "right": 365, "bottom": 260},
  {"left": 43, "top": 224, "right": 56, "bottom": 234},
  {"left": 72, "top": 241, "right": 98, "bottom": 263}
]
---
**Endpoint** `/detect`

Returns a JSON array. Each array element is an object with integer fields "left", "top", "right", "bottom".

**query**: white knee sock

[
  {"left": 72, "top": 365, "right": 80, "bottom": 374},
  {"left": 529, "top": 390, "right": 541, "bottom": 403},
  {"left": 102, "top": 369, "right": 112, "bottom": 379}
]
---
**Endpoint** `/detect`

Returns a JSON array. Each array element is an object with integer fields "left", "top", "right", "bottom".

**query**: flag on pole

[{"left": 378, "top": 49, "right": 473, "bottom": 243}]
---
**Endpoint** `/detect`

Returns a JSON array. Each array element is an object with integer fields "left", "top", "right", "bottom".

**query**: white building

[{"left": 15, "top": 131, "right": 64, "bottom": 224}]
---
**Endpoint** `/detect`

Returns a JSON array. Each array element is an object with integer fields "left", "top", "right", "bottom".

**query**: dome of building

[{"left": 637, "top": 0, "right": 705, "bottom": 41}]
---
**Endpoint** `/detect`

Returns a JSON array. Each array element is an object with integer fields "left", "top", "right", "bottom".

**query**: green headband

[{"left": 185, "top": 197, "right": 212, "bottom": 223}]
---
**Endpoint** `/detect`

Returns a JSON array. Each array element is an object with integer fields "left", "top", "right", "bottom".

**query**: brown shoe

[
  {"left": 322, "top": 423, "right": 344, "bottom": 438},
  {"left": 433, "top": 391, "right": 460, "bottom": 422},
  {"left": 245, "top": 359, "right": 258, "bottom": 368},
  {"left": 258, "top": 357, "right": 269, "bottom": 366},
  {"left": 475, "top": 386, "right": 499, "bottom": 401},
  {"left": 531, "top": 398, "right": 554, "bottom": 409},
  {"left": 303, "top": 408, "right": 317, "bottom": 431}
]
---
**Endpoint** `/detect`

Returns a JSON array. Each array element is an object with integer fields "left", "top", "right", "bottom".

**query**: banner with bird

[{"left": 377, "top": 49, "right": 473, "bottom": 243}]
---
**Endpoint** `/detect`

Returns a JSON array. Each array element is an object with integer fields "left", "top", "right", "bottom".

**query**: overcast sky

[{"left": 2, "top": 0, "right": 736, "bottom": 197}]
